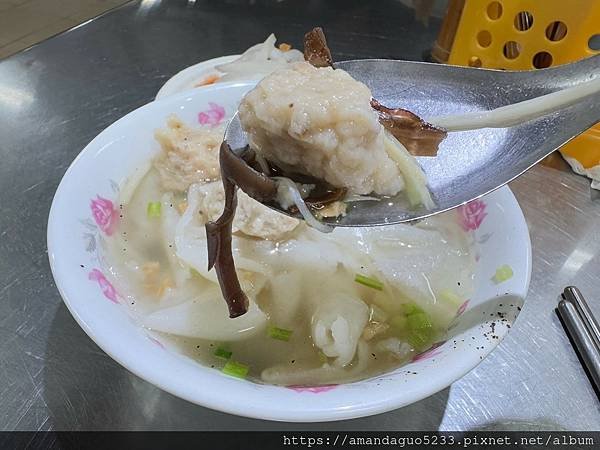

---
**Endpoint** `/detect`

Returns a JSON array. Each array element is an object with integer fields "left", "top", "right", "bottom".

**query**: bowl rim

[{"left": 47, "top": 84, "right": 532, "bottom": 422}]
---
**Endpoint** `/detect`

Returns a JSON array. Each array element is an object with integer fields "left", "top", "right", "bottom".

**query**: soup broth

[{"left": 104, "top": 118, "right": 475, "bottom": 386}]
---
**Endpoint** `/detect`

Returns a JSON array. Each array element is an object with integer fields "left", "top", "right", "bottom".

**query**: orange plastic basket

[{"left": 444, "top": 0, "right": 600, "bottom": 179}]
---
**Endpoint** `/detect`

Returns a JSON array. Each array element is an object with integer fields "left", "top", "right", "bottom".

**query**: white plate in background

[{"left": 155, "top": 55, "right": 239, "bottom": 100}]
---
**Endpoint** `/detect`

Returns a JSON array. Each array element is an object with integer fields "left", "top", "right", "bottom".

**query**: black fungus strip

[
  {"left": 370, "top": 98, "right": 447, "bottom": 156},
  {"left": 303, "top": 27, "right": 333, "bottom": 68},
  {"left": 205, "top": 143, "right": 277, "bottom": 318},
  {"left": 205, "top": 177, "right": 248, "bottom": 318}
]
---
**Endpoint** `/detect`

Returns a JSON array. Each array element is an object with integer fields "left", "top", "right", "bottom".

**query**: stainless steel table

[{"left": 1, "top": 0, "right": 599, "bottom": 431}]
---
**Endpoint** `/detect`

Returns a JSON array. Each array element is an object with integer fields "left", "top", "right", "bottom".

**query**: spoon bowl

[{"left": 225, "top": 56, "right": 600, "bottom": 226}]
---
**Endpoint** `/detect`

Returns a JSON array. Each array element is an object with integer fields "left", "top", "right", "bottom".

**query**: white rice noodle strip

[
  {"left": 119, "top": 160, "right": 152, "bottom": 205},
  {"left": 174, "top": 184, "right": 269, "bottom": 285},
  {"left": 428, "top": 77, "right": 600, "bottom": 132},
  {"left": 383, "top": 133, "right": 435, "bottom": 209},
  {"left": 260, "top": 341, "right": 370, "bottom": 385},
  {"left": 161, "top": 193, "right": 191, "bottom": 287},
  {"left": 142, "top": 287, "right": 267, "bottom": 341},
  {"left": 345, "top": 194, "right": 380, "bottom": 202},
  {"left": 275, "top": 177, "right": 334, "bottom": 233}
]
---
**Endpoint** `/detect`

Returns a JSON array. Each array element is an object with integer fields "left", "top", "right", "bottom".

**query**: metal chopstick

[
  {"left": 556, "top": 297, "right": 600, "bottom": 394},
  {"left": 563, "top": 286, "right": 600, "bottom": 350}
]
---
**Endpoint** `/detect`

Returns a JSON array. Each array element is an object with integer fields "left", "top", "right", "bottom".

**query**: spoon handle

[
  {"left": 514, "top": 53, "right": 600, "bottom": 90},
  {"left": 429, "top": 75, "right": 600, "bottom": 131}
]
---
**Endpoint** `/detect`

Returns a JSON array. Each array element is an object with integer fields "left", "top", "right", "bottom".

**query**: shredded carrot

[
  {"left": 195, "top": 74, "right": 220, "bottom": 87},
  {"left": 141, "top": 262, "right": 172, "bottom": 298},
  {"left": 278, "top": 43, "right": 292, "bottom": 52},
  {"left": 142, "top": 261, "right": 160, "bottom": 278},
  {"left": 155, "top": 277, "right": 173, "bottom": 298}
]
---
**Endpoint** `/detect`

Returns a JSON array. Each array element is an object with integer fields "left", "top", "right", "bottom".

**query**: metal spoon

[{"left": 224, "top": 55, "right": 600, "bottom": 227}]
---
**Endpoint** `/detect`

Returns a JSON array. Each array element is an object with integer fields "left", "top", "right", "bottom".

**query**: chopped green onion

[
  {"left": 267, "top": 326, "right": 293, "bottom": 341},
  {"left": 147, "top": 201, "right": 162, "bottom": 218},
  {"left": 439, "top": 289, "right": 463, "bottom": 307},
  {"left": 407, "top": 312, "right": 433, "bottom": 330},
  {"left": 214, "top": 347, "right": 232, "bottom": 360},
  {"left": 408, "top": 329, "right": 432, "bottom": 350},
  {"left": 355, "top": 274, "right": 384, "bottom": 291},
  {"left": 406, "top": 310, "right": 434, "bottom": 351},
  {"left": 493, "top": 265, "right": 514, "bottom": 284},
  {"left": 401, "top": 302, "right": 422, "bottom": 316},
  {"left": 222, "top": 360, "right": 249, "bottom": 379}
]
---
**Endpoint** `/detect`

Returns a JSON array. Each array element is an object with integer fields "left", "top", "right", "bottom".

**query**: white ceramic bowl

[{"left": 48, "top": 82, "right": 531, "bottom": 422}]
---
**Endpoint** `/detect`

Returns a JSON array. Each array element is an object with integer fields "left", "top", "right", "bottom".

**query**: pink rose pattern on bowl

[
  {"left": 198, "top": 102, "right": 225, "bottom": 126},
  {"left": 411, "top": 341, "right": 446, "bottom": 363},
  {"left": 456, "top": 299, "right": 470, "bottom": 317},
  {"left": 458, "top": 199, "right": 487, "bottom": 232},
  {"left": 88, "top": 268, "right": 119, "bottom": 303},
  {"left": 77, "top": 111, "right": 514, "bottom": 392},
  {"left": 90, "top": 195, "right": 118, "bottom": 236},
  {"left": 287, "top": 384, "right": 338, "bottom": 394}
]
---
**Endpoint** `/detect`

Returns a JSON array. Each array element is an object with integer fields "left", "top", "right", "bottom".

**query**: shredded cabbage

[
  {"left": 383, "top": 132, "right": 434, "bottom": 209},
  {"left": 275, "top": 177, "right": 334, "bottom": 233},
  {"left": 215, "top": 34, "right": 304, "bottom": 83}
]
